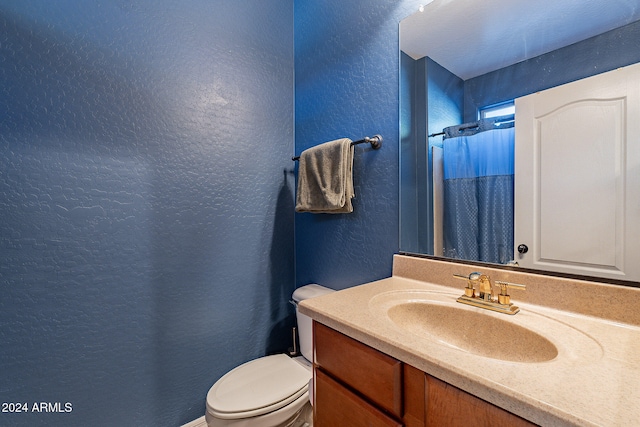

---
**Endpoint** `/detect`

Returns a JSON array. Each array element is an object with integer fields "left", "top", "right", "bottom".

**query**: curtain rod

[{"left": 429, "top": 115, "right": 515, "bottom": 138}]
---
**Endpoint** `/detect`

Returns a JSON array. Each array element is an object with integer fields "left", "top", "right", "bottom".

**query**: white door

[{"left": 515, "top": 62, "right": 640, "bottom": 282}]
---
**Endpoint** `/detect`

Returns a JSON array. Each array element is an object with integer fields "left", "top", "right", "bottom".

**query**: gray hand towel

[{"left": 295, "top": 138, "right": 355, "bottom": 213}]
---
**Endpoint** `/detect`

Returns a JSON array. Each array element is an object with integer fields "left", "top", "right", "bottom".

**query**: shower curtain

[{"left": 441, "top": 117, "right": 514, "bottom": 264}]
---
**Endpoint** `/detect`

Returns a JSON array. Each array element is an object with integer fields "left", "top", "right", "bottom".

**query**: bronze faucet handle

[
  {"left": 453, "top": 272, "right": 482, "bottom": 281},
  {"left": 494, "top": 281, "right": 526, "bottom": 305},
  {"left": 453, "top": 272, "right": 483, "bottom": 297}
]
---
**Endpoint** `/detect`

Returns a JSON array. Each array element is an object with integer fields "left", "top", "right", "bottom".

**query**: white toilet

[{"left": 205, "top": 284, "right": 334, "bottom": 427}]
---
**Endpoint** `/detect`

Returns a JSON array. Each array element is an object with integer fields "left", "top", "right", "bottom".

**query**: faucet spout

[{"left": 477, "top": 274, "right": 493, "bottom": 301}]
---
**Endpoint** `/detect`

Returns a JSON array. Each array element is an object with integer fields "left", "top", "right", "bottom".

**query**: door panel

[{"left": 515, "top": 62, "right": 640, "bottom": 281}]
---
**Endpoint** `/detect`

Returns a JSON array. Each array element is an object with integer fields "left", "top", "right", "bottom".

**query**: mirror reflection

[{"left": 399, "top": 0, "right": 640, "bottom": 282}]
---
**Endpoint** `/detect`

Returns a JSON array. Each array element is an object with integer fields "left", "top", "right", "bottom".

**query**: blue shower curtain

[{"left": 442, "top": 119, "right": 514, "bottom": 264}]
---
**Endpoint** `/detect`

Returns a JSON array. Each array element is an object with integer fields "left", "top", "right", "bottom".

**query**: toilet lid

[{"left": 207, "top": 354, "right": 311, "bottom": 419}]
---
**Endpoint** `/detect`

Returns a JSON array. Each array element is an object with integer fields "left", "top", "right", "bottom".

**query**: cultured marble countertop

[{"left": 299, "top": 269, "right": 640, "bottom": 426}]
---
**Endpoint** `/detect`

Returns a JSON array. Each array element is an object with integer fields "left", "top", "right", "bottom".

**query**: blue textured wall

[
  {"left": 0, "top": 1, "right": 293, "bottom": 426},
  {"left": 294, "top": 0, "right": 423, "bottom": 290},
  {"left": 464, "top": 19, "right": 640, "bottom": 122},
  {"left": 400, "top": 55, "right": 464, "bottom": 255},
  {"left": 400, "top": 52, "right": 423, "bottom": 253}
]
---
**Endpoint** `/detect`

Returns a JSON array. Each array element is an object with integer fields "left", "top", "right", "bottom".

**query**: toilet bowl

[{"left": 205, "top": 284, "right": 334, "bottom": 427}]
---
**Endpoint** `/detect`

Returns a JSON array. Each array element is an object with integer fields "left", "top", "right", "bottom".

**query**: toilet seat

[{"left": 206, "top": 354, "right": 311, "bottom": 420}]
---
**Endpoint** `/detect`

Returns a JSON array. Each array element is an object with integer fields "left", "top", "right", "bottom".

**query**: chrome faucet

[{"left": 453, "top": 272, "right": 526, "bottom": 315}]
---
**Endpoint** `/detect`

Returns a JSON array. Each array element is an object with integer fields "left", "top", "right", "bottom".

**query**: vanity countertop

[{"left": 299, "top": 256, "right": 640, "bottom": 427}]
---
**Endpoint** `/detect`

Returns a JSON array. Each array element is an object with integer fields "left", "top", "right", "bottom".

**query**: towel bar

[{"left": 292, "top": 135, "right": 382, "bottom": 161}]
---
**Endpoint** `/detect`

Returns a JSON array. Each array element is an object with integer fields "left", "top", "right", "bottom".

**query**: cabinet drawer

[
  {"left": 314, "top": 322, "right": 402, "bottom": 417},
  {"left": 315, "top": 368, "right": 402, "bottom": 427},
  {"left": 425, "top": 374, "right": 537, "bottom": 427}
]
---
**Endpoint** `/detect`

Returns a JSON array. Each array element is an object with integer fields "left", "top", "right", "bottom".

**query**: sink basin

[
  {"left": 387, "top": 301, "right": 558, "bottom": 363},
  {"left": 365, "top": 289, "right": 605, "bottom": 364}
]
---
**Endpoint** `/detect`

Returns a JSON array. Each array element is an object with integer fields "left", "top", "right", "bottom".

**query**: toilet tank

[{"left": 291, "top": 284, "right": 335, "bottom": 362}]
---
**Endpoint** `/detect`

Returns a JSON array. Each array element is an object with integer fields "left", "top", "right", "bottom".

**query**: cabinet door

[
  {"left": 314, "top": 368, "right": 403, "bottom": 427},
  {"left": 425, "top": 375, "right": 536, "bottom": 427},
  {"left": 515, "top": 62, "right": 640, "bottom": 281},
  {"left": 314, "top": 322, "right": 403, "bottom": 417},
  {"left": 403, "top": 364, "right": 426, "bottom": 427}
]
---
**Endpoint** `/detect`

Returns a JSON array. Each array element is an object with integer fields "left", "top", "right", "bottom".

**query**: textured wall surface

[
  {"left": 464, "top": 20, "right": 640, "bottom": 122},
  {"left": 400, "top": 55, "right": 464, "bottom": 255},
  {"left": 294, "top": 0, "right": 423, "bottom": 289},
  {"left": 0, "top": 1, "right": 293, "bottom": 426}
]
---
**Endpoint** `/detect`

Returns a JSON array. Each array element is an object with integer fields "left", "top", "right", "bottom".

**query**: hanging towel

[{"left": 295, "top": 138, "right": 355, "bottom": 213}]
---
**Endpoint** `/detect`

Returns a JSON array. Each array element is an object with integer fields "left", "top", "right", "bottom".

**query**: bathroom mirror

[{"left": 399, "top": 0, "right": 640, "bottom": 284}]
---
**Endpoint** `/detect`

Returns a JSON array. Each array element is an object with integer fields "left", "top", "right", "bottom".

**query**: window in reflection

[{"left": 479, "top": 101, "right": 515, "bottom": 120}]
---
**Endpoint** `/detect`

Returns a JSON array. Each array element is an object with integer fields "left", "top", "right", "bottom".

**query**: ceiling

[{"left": 400, "top": 0, "right": 640, "bottom": 80}]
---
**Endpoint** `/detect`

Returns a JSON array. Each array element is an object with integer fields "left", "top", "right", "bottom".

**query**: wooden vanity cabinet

[
  {"left": 314, "top": 320, "right": 402, "bottom": 426},
  {"left": 422, "top": 374, "right": 536, "bottom": 427},
  {"left": 313, "top": 322, "right": 537, "bottom": 427},
  {"left": 314, "top": 368, "right": 402, "bottom": 427}
]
